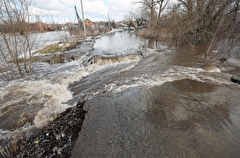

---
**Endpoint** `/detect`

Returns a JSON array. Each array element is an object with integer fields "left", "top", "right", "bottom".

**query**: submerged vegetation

[
  {"left": 36, "top": 42, "right": 78, "bottom": 54},
  {"left": 37, "top": 43, "right": 63, "bottom": 54},
  {"left": 0, "top": 0, "right": 34, "bottom": 80},
  {"left": 131, "top": 0, "right": 240, "bottom": 58}
]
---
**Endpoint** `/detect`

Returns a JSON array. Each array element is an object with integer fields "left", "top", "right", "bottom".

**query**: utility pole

[
  {"left": 108, "top": 13, "right": 111, "bottom": 31},
  {"left": 74, "top": 6, "right": 83, "bottom": 30},
  {"left": 80, "top": 0, "right": 86, "bottom": 37}
]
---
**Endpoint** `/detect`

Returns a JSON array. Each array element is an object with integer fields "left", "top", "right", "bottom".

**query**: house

[
  {"left": 34, "top": 21, "right": 45, "bottom": 31},
  {"left": 34, "top": 21, "right": 54, "bottom": 32},
  {"left": 85, "top": 18, "right": 95, "bottom": 29}
]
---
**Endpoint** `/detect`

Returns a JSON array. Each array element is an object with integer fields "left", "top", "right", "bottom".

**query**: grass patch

[
  {"left": 36, "top": 42, "right": 78, "bottom": 54},
  {"left": 7, "top": 42, "right": 78, "bottom": 64},
  {"left": 37, "top": 43, "right": 62, "bottom": 54}
]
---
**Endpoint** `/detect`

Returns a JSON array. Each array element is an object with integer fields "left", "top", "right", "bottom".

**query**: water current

[{"left": 1, "top": 30, "right": 240, "bottom": 157}]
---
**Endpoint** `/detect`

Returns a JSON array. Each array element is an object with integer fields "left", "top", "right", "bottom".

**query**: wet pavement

[{"left": 71, "top": 79, "right": 240, "bottom": 158}]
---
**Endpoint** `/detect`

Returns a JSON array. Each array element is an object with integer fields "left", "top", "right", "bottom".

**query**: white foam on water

[
  {"left": 30, "top": 61, "right": 108, "bottom": 127},
  {"left": 102, "top": 65, "right": 232, "bottom": 93},
  {"left": 0, "top": 70, "right": 75, "bottom": 137},
  {"left": 32, "top": 81, "right": 72, "bottom": 127},
  {"left": 74, "top": 56, "right": 142, "bottom": 100},
  {"left": 48, "top": 51, "right": 137, "bottom": 86},
  {"left": 202, "top": 66, "right": 221, "bottom": 73},
  {"left": 0, "top": 51, "right": 142, "bottom": 137},
  {"left": 60, "top": 67, "right": 90, "bottom": 85},
  {"left": 1, "top": 80, "right": 72, "bottom": 127},
  {"left": 99, "top": 66, "right": 202, "bottom": 93},
  {"left": 0, "top": 58, "right": 229, "bottom": 134}
]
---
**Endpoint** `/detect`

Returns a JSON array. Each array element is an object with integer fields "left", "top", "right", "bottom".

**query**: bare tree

[
  {"left": 134, "top": 0, "right": 157, "bottom": 31},
  {"left": 133, "top": 0, "right": 240, "bottom": 61},
  {"left": 164, "top": 0, "right": 240, "bottom": 57},
  {"left": 156, "top": 0, "right": 169, "bottom": 25},
  {"left": 0, "top": 0, "right": 35, "bottom": 80},
  {"left": 133, "top": 0, "right": 170, "bottom": 42},
  {"left": 124, "top": 12, "right": 138, "bottom": 29},
  {"left": 134, "top": 0, "right": 169, "bottom": 28}
]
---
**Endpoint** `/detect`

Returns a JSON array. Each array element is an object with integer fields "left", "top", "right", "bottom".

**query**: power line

[{"left": 57, "top": 0, "right": 72, "bottom": 8}]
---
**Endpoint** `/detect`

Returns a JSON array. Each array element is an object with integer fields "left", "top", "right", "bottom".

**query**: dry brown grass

[{"left": 136, "top": 28, "right": 173, "bottom": 42}]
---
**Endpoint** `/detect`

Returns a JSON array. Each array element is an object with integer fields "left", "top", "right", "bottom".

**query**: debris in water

[{"left": 231, "top": 76, "right": 240, "bottom": 84}]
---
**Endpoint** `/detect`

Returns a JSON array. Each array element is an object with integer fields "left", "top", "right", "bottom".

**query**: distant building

[
  {"left": 61, "top": 22, "right": 71, "bottom": 30},
  {"left": 34, "top": 21, "right": 45, "bottom": 31},
  {"left": 34, "top": 21, "right": 54, "bottom": 32},
  {"left": 85, "top": 18, "right": 95, "bottom": 29}
]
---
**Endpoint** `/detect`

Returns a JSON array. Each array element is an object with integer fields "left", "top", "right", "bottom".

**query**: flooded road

[
  {"left": 0, "top": 30, "right": 240, "bottom": 157},
  {"left": 72, "top": 82, "right": 240, "bottom": 157},
  {"left": 70, "top": 32, "right": 240, "bottom": 157}
]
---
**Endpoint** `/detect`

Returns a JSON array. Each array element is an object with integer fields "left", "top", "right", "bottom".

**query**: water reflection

[
  {"left": 144, "top": 79, "right": 240, "bottom": 157},
  {"left": 146, "top": 79, "right": 234, "bottom": 130},
  {"left": 94, "top": 31, "right": 140, "bottom": 50}
]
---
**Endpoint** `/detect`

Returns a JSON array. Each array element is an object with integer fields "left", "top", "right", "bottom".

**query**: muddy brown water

[{"left": 71, "top": 81, "right": 240, "bottom": 157}]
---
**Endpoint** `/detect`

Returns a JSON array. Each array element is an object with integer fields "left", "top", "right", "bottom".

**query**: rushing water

[
  {"left": 1, "top": 30, "right": 240, "bottom": 157},
  {"left": 0, "top": 31, "right": 141, "bottom": 138}
]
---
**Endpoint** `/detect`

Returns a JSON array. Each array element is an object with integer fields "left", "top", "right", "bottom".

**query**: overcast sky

[{"left": 30, "top": 0, "right": 138, "bottom": 23}]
